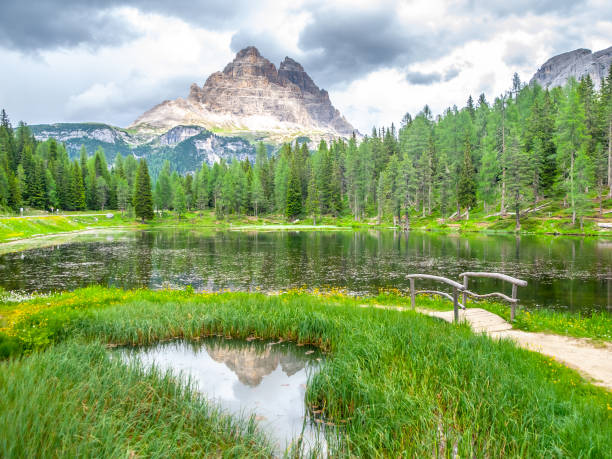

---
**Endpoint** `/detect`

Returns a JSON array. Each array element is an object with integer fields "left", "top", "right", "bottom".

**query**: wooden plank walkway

[{"left": 417, "top": 307, "right": 513, "bottom": 333}]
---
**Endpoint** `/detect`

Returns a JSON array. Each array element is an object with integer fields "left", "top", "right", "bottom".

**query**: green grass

[
  {"left": 0, "top": 214, "right": 130, "bottom": 243},
  {"left": 368, "top": 290, "right": 612, "bottom": 342},
  {"left": 2, "top": 202, "right": 610, "bottom": 247},
  {"left": 1, "top": 287, "right": 610, "bottom": 457},
  {"left": 0, "top": 342, "right": 272, "bottom": 457}
]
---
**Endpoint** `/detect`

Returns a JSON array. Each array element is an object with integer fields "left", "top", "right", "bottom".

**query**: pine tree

[
  {"left": 305, "top": 167, "right": 320, "bottom": 224},
  {"left": 506, "top": 135, "right": 532, "bottom": 230},
  {"left": 286, "top": 154, "right": 303, "bottom": 219},
  {"left": 72, "top": 161, "right": 86, "bottom": 210},
  {"left": 555, "top": 79, "right": 589, "bottom": 224},
  {"left": 133, "top": 159, "right": 154, "bottom": 222},
  {"left": 457, "top": 135, "right": 476, "bottom": 215},
  {"left": 173, "top": 181, "right": 186, "bottom": 220}
]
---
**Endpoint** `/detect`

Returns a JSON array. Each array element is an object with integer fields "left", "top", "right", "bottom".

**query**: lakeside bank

[{"left": 1, "top": 288, "right": 610, "bottom": 457}]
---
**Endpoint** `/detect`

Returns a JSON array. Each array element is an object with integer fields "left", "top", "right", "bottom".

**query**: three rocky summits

[{"left": 130, "top": 46, "right": 357, "bottom": 142}]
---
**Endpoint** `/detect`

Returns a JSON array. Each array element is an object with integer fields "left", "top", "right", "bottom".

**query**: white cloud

[{"left": 0, "top": 1, "right": 609, "bottom": 134}]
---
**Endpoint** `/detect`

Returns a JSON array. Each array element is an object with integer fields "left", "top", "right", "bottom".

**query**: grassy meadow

[
  {"left": 1, "top": 198, "right": 611, "bottom": 247},
  {"left": 1, "top": 287, "right": 610, "bottom": 457}
]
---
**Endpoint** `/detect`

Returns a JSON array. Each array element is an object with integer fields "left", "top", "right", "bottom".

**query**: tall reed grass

[{"left": 1, "top": 287, "right": 610, "bottom": 457}]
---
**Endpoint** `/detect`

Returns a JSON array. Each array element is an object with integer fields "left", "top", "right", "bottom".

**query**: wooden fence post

[
  {"left": 462, "top": 275, "right": 468, "bottom": 308},
  {"left": 452, "top": 287, "right": 459, "bottom": 323},
  {"left": 511, "top": 284, "right": 518, "bottom": 322},
  {"left": 410, "top": 278, "right": 416, "bottom": 310}
]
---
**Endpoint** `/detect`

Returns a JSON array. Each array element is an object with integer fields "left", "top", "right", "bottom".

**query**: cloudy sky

[{"left": 1, "top": 0, "right": 610, "bottom": 133}]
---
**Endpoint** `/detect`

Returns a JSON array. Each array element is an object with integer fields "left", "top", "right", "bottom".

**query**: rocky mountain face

[
  {"left": 131, "top": 46, "right": 356, "bottom": 142},
  {"left": 531, "top": 46, "right": 612, "bottom": 89}
]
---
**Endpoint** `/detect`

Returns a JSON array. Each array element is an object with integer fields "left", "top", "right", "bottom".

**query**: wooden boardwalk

[{"left": 417, "top": 307, "right": 513, "bottom": 333}]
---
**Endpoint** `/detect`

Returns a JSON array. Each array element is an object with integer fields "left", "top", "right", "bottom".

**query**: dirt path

[
  {"left": 418, "top": 308, "right": 612, "bottom": 390},
  {"left": 363, "top": 304, "right": 612, "bottom": 390}
]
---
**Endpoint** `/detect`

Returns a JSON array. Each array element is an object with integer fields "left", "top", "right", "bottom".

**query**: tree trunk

[
  {"left": 515, "top": 199, "right": 521, "bottom": 231},
  {"left": 599, "top": 179, "right": 604, "bottom": 217},
  {"left": 580, "top": 216, "right": 584, "bottom": 231},
  {"left": 501, "top": 168, "right": 506, "bottom": 216},
  {"left": 456, "top": 201, "right": 460, "bottom": 220},
  {"left": 313, "top": 214, "right": 316, "bottom": 225},
  {"left": 571, "top": 149, "right": 576, "bottom": 225},
  {"left": 501, "top": 105, "right": 507, "bottom": 216}
]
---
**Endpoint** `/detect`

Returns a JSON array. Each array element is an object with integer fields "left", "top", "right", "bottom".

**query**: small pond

[{"left": 120, "top": 338, "right": 325, "bottom": 455}]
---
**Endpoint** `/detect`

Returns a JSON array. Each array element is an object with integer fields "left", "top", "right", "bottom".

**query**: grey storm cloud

[
  {"left": 296, "top": 7, "right": 438, "bottom": 87},
  {"left": 405, "top": 67, "right": 461, "bottom": 85},
  {"left": 0, "top": 0, "right": 252, "bottom": 52},
  {"left": 406, "top": 71, "right": 443, "bottom": 85}
]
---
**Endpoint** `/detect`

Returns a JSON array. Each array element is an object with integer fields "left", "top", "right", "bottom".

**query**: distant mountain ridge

[
  {"left": 130, "top": 46, "right": 356, "bottom": 142},
  {"left": 530, "top": 46, "right": 612, "bottom": 89},
  {"left": 29, "top": 123, "right": 257, "bottom": 175}
]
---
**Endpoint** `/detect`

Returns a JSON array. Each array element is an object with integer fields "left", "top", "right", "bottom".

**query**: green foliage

[
  {"left": 173, "top": 181, "right": 186, "bottom": 219},
  {"left": 133, "top": 159, "right": 154, "bottom": 222},
  {"left": 458, "top": 135, "right": 477, "bottom": 210}
]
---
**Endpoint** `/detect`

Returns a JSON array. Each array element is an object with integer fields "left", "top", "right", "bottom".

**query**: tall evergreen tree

[
  {"left": 457, "top": 135, "right": 476, "bottom": 214},
  {"left": 286, "top": 153, "right": 303, "bottom": 219},
  {"left": 133, "top": 159, "right": 154, "bottom": 222}
]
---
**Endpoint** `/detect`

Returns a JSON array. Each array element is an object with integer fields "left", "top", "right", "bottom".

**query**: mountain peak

[
  {"left": 131, "top": 46, "right": 356, "bottom": 142},
  {"left": 235, "top": 46, "right": 262, "bottom": 60}
]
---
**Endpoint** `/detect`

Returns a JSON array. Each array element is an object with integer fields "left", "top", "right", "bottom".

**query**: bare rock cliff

[
  {"left": 131, "top": 46, "right": 356, "bottom": 141},
  {"left": 531, "top": 46, "right": 612, "bottom": 89}
]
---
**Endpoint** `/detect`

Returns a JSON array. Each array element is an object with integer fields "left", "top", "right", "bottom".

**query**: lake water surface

[{"left": 0, "top": 229, "right": 610, "bottom": 313}]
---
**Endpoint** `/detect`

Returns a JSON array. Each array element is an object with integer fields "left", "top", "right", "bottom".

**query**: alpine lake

[{"left": 0, "top": 228, "right": 610, "bottom": 313}]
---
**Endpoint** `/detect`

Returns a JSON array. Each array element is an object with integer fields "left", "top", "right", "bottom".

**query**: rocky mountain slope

[
  {"left": 130, "top": 46, "right": 356, "bottom": 143},
  {"left": 531, "top": 46, "right": 612, "bottom": 89},
  {"left": 29, "top": 123, "right": 257, "bottom": 175}
]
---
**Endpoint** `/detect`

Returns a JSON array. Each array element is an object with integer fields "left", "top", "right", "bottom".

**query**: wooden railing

[{"left": 406, "top": 272, "right": 527, "bottom": 322}]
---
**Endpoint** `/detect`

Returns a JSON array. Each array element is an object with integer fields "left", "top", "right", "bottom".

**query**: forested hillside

[{"left": 1, "top": 69, "right": 611, "bottom": 230}]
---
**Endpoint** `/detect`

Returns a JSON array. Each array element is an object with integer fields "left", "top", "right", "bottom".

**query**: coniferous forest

[{"left": 1, "top": 71, "right": 611, "bottom": 229}]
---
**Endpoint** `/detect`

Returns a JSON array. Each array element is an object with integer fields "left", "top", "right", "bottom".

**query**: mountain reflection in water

[{"left": 121, "top": 338, "right": 325, "bottom": 455}]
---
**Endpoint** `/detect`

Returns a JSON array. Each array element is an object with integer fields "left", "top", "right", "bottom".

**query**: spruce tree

[
  {"left": 133, "top": 159, "right": 154, "bottom": 222},
  {"left": 286, "top": 155, "right": 303, "bottom": 219},
  {"left": 305, "top": 167, "right": 320, "bottom": 224},
  {"left": 457, "top": 135, "right": 477, "bottom": 214},
  {"left": 72, "top": 162, "right": 86, "bottom": 210},
  {"left": 173, "top": 181, "right": 186, "bottom": 220}
]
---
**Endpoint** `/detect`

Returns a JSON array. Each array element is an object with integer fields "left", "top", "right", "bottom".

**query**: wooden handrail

[
  {"left": 459, "top": 272, "right": 527, "bottom": 321},
  {"left": 459, "top": 271, "right": 528, "bottom": 287},
  {"left": 406, "top": 274, "right": 464, "bottom": 290},
  {"left": 406, "top": 272, "right": 527, "bottom": 323}
]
